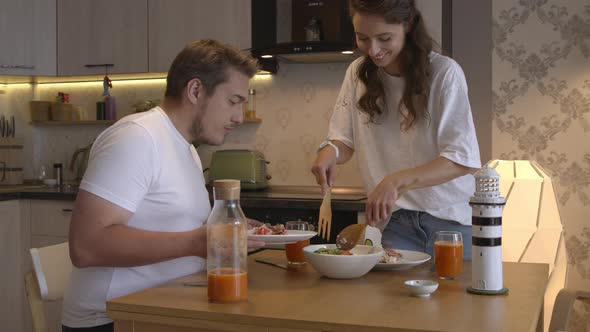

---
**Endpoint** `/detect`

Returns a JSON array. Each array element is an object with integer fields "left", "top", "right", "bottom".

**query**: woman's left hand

[{"left": 365, "top": 175, "right": 415, "bottom": 226}]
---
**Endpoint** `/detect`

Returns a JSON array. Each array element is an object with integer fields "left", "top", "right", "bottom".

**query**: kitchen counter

[
  {"left": 232, "top": 185, "right": 365, "bottom": 212},
  {"left": 0, "top": 184, "right": 365, "bottom": 209},
  {"left": 1, "top": 184, "right": 364, "bottom": 242},
  {"left": 0, "top": 184, "right": 78, "bottom": 201},
  {"left": 107, "top": 249, "right": 548, "bottom": 332},
  {"left": 0, "top": 184, "right": 364, "bottom": 244}
]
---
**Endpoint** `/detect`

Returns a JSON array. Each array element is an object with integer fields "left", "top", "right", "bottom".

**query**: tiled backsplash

[{"left": 3, "top": 63, "right": 363, "bottom": 188}]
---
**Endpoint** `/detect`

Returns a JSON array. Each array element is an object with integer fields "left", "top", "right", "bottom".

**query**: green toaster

[{"left": 208, "top": 149, "right": 269, "bottom": 190}]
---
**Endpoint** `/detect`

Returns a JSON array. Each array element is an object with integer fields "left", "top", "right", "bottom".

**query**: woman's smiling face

[{"left": 352, "top": 12, "right": 406, "bottom": 75}]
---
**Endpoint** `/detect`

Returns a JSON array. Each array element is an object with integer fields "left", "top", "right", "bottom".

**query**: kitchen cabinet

[
  {"left": 0, "top": 200, "right": 25, "bottom": 332},
  {"left": 0, "top": 0, "right": 147, "bottom": 77},
  {"left": 2, "top": 0, "right": 251, "bottom": 77},
  {"left": 148, "top": 0, "right": 251, "bottom": 72},
  {"left": 0, "top": 0, "right": 56, "bottom": 76},
  {"left": 57, "top": 0, "right": 148, "bottom": 76},
  {"left": 18, "top": 199, "right": 73, "bottom": 332},
  {"left": 30, "top": 199, "right": 72, "bottom": 245},
  {"left": 29, "top": 200, "right": 72, "bottom": 332}
]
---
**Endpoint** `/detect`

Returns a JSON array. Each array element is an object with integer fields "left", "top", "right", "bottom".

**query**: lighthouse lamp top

[{"left": 470, "top": 164, "right": 506, "bottom": 205}]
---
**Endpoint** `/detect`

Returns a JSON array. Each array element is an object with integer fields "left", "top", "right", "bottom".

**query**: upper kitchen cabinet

[
  {"left": 57, "top": 0, "right": 148, "bottom": 76},
  {"left": 148, "top": 0, "right": 251, "bottom": 72},
  {"left": 0, "top": 0, "right": 56, "bottom": 76}
]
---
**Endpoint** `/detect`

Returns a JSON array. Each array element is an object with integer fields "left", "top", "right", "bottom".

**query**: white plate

[
  {"left": 247, "top": 230, "right": 317, "bottom": 244},
  {"left": 372, "top": 249, "right": 431, "bottom": 271}
]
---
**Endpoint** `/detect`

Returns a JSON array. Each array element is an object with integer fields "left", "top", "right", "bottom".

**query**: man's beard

[
  {"left": 191, "top": 112, "right": 223, "bottom": 146},
  {"left": 190, "top": 99, "right": 215, "bottom": 145}
]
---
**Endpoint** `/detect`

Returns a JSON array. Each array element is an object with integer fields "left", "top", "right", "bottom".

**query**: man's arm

[{"left": 69, "top": 190, "right": 206, "bottom": 268}]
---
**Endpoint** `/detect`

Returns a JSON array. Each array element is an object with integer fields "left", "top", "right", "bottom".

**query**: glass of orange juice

[
  {"left": 285, "top": 220, "right": 313, "bottom": 266},
  {"left": 434, "top": 231, "right": 463, "bottom": 280}
]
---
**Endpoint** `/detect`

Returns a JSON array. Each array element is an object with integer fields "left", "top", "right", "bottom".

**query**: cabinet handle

[
  {"left": 0, "top": 64, "right": 35, "bottom": 69},
  {"left": 84, "top": 64, "right": 114, "bottom": 68},
  {"left": 0, "top": 161, "right": 6, "bottom": 181},
  {"left": 62, "top": 208, "right": 73, "bottom": 212}
]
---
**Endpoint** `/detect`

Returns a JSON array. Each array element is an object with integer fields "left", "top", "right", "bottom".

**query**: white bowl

[
  {"left": 404, "top": 279, "right": 439, "bottom": 297},
  {"left": 303, "top": 244, "right": 383, "bottom": 279}
]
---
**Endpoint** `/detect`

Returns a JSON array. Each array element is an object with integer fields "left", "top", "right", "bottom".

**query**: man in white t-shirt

[{"left": 61, "top": 39, "right": 262, "bottom": 332}]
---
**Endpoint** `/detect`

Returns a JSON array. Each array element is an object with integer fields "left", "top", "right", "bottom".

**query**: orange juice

[
  {"left": 207, "top": 268, "right": 247, "bottom": 302},
  {"left": 434, "top": 241, "right": 463, "bottom": 279},
  {"left": 285, "top": 239, "right": 310, "bottom": 265}
]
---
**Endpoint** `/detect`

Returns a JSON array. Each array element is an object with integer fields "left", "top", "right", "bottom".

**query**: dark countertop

[
  {"left": 0, "top": 185, "right": 79, "bottom": 201},
  {"left": 0, "top": 185, "right": 366, "bottom": 212}
]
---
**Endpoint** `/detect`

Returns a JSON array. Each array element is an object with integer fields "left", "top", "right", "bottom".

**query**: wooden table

[{"left": 107, "top": 250, "right": 548, "bottom": 332}]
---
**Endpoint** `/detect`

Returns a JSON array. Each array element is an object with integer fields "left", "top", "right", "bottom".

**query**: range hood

[{"left": 251, "top": 0, "right": 359, "bottom": 73}]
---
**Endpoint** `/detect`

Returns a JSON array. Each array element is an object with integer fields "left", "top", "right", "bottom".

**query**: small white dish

[
  {"left": 43, "top": 178, "right": 57, "bottom": 186},
  {"left": 404, "top": 279, "right": 439, "bottom": 297}
]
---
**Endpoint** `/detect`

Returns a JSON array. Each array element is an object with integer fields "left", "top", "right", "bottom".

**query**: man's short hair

[{"left": 165, "top": 39, "right": 258, "bottom": 99}]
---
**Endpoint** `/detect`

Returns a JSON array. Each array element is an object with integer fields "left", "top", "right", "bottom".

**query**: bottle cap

[{"left": 213, "top": 179, "right": 241, "bottom": 200}]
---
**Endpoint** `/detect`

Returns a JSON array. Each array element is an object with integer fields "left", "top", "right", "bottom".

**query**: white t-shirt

[
  {"left": 62, "top": 107, "right": 211, "bottom": 327},
  {"left": 328, "top": 52, "right": 481, "bottom": 225}
]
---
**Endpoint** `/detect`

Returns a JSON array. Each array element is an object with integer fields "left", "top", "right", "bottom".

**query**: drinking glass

[
  {"left": 434, "top": 231, "right": 463, "bottom": 280},
  {"left": 285, "top": 220, "right": 313, "bottom": 266}
]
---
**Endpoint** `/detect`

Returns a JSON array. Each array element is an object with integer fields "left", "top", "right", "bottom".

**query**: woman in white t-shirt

[{"left": 311, "top": 0, "right": 481, "bottom": 259}]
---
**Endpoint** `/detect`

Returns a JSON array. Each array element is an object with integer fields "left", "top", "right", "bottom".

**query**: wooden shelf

[
  {"left": 31, "top": 118, "right": 259, "bottom": 126},
  {"left": 31, "top": 120, "right": 116, "bottom": 126},
  {"left": 243, "top": 117, "right": 262, "bottom": 123}
]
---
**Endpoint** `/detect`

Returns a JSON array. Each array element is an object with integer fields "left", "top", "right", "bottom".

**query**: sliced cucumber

[{"left": 364, "top": 239, "right": 373, "bottom": 246}]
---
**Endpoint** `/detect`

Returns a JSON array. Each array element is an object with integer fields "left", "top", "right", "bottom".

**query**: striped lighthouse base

[{"left": 468, "top": 245, "right": 509, "bottom": 295}]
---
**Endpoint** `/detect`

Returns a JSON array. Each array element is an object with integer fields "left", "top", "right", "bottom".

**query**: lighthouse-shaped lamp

[{"left": 467, "top": 165, "right": 509, "bottom": 295}]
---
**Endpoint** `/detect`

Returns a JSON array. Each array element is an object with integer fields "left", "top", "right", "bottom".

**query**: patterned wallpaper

[{"left": 492, "top": 0, "right": 590, "bottom": 327}]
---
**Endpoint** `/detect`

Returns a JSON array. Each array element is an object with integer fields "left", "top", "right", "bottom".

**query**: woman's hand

[
  {"left": 311, "top": 147, "right": 338, "bottom": 195},
  {"left": 365, "top": 174, "right": 416, "bottom": 226}
]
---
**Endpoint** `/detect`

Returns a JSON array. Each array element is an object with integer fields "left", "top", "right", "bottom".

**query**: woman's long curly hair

[{"left": 349, "top": 0, "right": 434, "bottom": 130}]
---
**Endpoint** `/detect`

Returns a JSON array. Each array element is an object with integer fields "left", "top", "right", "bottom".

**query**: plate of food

[
  {"left": 248, "top": 224, "right": 317, "bottom": 244},
  {"left": 372, "top": 248, "right": 431, "bottom": 271}
]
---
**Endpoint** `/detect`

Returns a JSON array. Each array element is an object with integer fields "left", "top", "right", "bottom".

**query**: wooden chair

[
  {"left": 549, "top": 288, "right": 590, "bottom": 332},
  {"left": 24, "top": 242, "right": 73, "bottom": 332}
]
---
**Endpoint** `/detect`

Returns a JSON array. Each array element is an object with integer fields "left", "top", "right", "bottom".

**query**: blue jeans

[{"left": 382, "top": 209, "right": 472, "bottom": 261}]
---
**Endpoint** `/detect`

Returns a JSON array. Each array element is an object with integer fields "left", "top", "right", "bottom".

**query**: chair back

[
  {"left": 30, "top": 242, "right": 73, "bottom": 301},
  {"left": 549, "top": 288, "right": 590, "bottom": 332}
]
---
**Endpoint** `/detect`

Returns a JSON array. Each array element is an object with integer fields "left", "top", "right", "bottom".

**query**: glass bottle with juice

[{"left": 207, "top": 179, "right": 248, "bottom": 302}]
